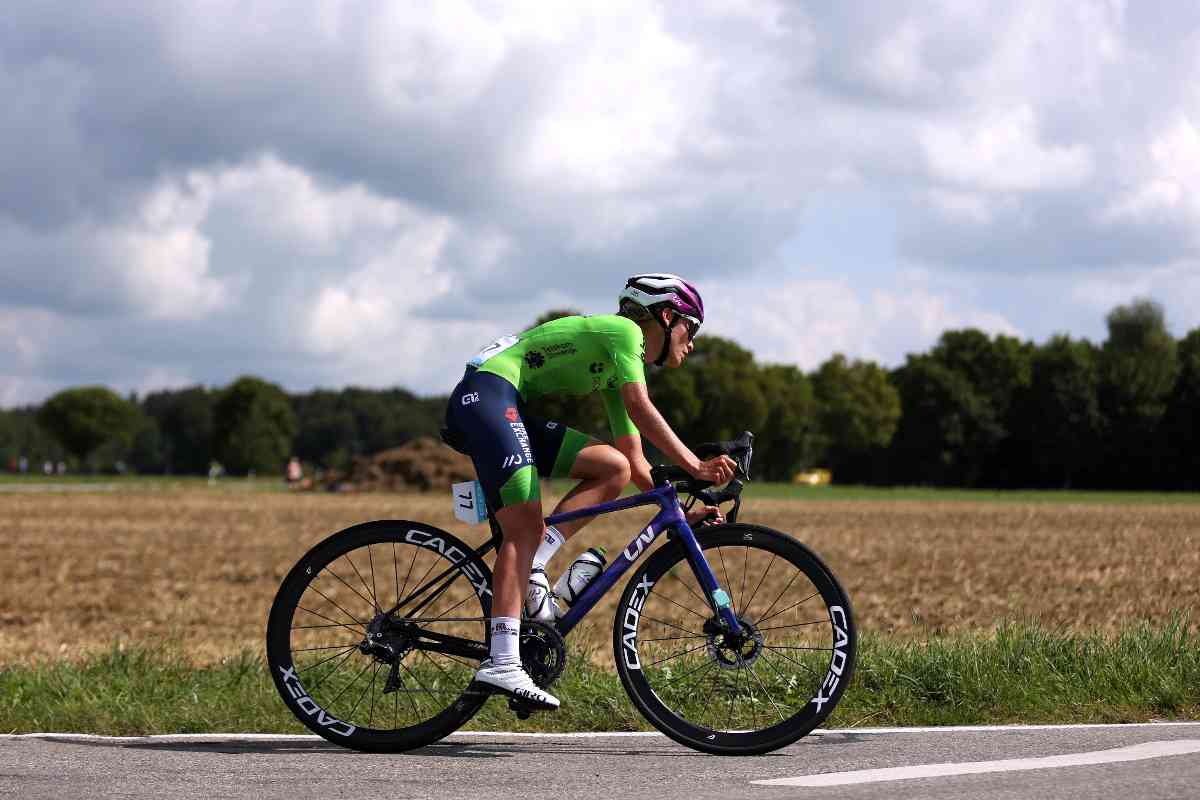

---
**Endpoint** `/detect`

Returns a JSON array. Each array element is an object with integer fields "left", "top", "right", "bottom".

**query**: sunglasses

[{"left": 675, "top": 313, "right": 700, "bottom": 341}]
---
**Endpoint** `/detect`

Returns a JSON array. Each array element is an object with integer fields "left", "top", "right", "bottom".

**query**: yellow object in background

[{"left": 793, "top": 469, "right": 832, "bottom": 486}]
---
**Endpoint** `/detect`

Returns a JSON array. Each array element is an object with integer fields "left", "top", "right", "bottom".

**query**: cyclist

[{"left": 443, "top": 274, "right": 737, "bottom": 710}]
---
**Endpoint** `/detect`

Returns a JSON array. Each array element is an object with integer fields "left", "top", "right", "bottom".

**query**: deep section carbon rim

[
  {"left": 613, "top": 524, "right": 855, "bottom": 755},
  {"left": 267, "top": 521, "right": 492, "bottom": 752}
]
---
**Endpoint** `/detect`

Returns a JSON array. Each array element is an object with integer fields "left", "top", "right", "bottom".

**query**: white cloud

[
  {"left": 5, "top": 1, "right": 1200, "bottom": 406},
  {"left": 920, "top": 105, "right": 1093, "bottom": 194},
  {"left": 704, "top": 274, "right": 1022, "bottom": 370}
]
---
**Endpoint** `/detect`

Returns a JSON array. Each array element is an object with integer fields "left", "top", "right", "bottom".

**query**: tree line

[{"left": 2, "top": 299, "right": 1196, "bottom": 490}]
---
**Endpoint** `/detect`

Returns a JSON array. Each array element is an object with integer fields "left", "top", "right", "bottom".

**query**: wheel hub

[
  {"left": 704, "top": 616, "right": 764, "bottom": 670},
  {"left": 359, "top": 613, "right": 413, "bottom": 663}
]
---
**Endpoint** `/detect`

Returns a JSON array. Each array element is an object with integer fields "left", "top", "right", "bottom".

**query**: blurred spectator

[
  {"left": 18, "top": 456, "right": 28, "bottom": 473},
  {"left": 43, "top": 460, "right": 53, "bottom": 476},
  {"left": 286, "top": 456, "right": 303, "bottom": 489}
]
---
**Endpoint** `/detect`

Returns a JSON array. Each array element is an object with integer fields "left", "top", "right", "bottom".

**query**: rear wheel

[
  {"left": 266, "top": 520, "right": 492, "bottom": 752},
  {"left": 613, "top": 524, "right": 855, "bottom": 755}
]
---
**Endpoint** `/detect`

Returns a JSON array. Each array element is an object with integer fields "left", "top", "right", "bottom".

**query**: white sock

[
  {"left": 532, "top": 526, "right": 565, "bottom": 572},
  {"left": 489, "top": 616, "right": 521, "bottom": 667}
]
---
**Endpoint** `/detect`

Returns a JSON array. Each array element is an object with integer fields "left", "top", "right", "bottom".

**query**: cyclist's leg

[
  {"left": 492, "top": 497, "right": 544, "bottom": 618},
  {"left": 526, "top": 419, "right": 630, "bottom": 539},
  {"left": 445, "top": 373, "right": 559, "bottom": 707},
  {"left": 550, "top": 442, "right": 630, "bottom": 537}
]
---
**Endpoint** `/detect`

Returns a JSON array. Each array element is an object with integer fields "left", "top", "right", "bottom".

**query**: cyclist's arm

[
  {"left": 620, "top": 382, "right": 700, "bottom": 475},
  {"left": 613, "top": 433, "right": 654, "bottom": 492}
]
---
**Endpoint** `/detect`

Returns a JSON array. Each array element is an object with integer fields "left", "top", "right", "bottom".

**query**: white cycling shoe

[
  {"left": 473, "top": 661, "right": 560, "bottom": 710},
  {"left": 524, "top": 568, "right": 562, "bottom": 623}
]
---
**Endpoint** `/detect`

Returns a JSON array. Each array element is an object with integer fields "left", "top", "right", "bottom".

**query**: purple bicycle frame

[{"left": 543, "top": 482, "right": 743, "bottom": 637}]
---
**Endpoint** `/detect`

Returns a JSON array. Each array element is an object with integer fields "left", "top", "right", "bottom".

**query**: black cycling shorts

[{"left": 444, "top": 369, "right": 591, "bottom": 512}]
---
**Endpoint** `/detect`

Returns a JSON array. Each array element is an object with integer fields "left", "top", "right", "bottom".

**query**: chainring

[{"left": 519, "top": 619, "right": 567, "bottom": 688}]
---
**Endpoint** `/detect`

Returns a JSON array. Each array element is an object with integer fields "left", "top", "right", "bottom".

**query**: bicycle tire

[
  {"left": 612, "top": 523, "right": 856, "bottom": 755},
  {"left": 266, "top": 520, "right": 493, "bottom": 752}
]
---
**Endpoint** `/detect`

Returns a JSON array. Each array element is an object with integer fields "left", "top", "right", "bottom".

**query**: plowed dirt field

[{"left": 2, "top": 488, "right": 1196, "bottom": 663}]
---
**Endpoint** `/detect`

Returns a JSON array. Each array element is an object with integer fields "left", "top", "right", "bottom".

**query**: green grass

[{"left": 3, "top": 619, "right": 1196, "bottom": 736}]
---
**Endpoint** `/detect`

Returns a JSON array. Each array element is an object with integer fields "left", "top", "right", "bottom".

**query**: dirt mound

[{"left": 335, "top": 437, "right": 476, "bottom": 492}]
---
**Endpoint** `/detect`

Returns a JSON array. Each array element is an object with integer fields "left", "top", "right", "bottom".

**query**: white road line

[
  {"left": 752, "top": 739, "right": 1200, "bottom": 788},
  {"left": 3, "top": 722, "right": 1199, "bottom": 743}
]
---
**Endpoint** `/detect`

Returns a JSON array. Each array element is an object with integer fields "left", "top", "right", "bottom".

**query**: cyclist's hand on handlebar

[
  {"left": 692, "top": 454, "right": 737, "bottom": 485},
  {"left": 685, "top": 504, "right": 724, "bottom": 527}
]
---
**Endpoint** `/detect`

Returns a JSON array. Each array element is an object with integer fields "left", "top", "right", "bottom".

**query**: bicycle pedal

[{"left": 507, "top": 697, "right": 536, "bottom": 719}]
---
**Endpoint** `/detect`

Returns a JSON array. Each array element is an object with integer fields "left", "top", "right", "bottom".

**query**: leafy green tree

[
  {"left": 651, "top": 336, "right": 768, "bottom": 448},
  {"left": 1098, "top": 299, "right": 1178, "bottom": 488},
  {"left": 1017, "top": 335, "right": 1103, "bottom": 488},
  {"left": 755, "top": 364, "right": 820, "bottom": 481},
  {"left": 811, "top": 354, "right": 901, "bottom": 483},
  {"left": 1157, "top": 327, "right": 1200, "bottom": 489},
  {"left": 36, "top": 386, "right": 144, "bottom": 468},
  {"left": 141, "top": 386, "right": 215, "bottom": 474},
  {"left": 888, "top": 356, "right": 994, "bottom": 486},
  {"left": 0, "top": 407, "right": 65, "bottom": 468},
  {"left": 212, "top": 376, "right": 297, "bottom": 475}
]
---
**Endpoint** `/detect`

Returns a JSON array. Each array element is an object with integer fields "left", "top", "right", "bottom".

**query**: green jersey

[{"left": 469, "top": 314, "right": 646, "bottom": 438}]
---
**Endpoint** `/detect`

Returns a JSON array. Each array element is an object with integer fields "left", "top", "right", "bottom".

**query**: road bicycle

[{"left": 266, "top": 432, "right": 856, "bottom": 755}]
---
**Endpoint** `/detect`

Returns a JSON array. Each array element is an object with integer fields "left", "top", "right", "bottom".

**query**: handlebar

[{"left": 650, "top": 431, "right": 754, "bottom": 525}]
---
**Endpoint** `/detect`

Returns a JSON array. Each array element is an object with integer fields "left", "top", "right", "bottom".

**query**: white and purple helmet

[{"left": 618, "top": 273, "right": 705, "bottom": 326}]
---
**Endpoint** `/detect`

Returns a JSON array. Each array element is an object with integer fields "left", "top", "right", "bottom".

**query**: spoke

[
  {"left": 741, "top": 553, "right": 776, "bottom": 619},
  {"left": 417, "top": 649, "right": 462, "bottom": 687},
  {"left": 760, "top": 645, "right": 822, "bottom": 679},
  {"left": 296, "top": 644, "right": 358, "bottom": 677},
  {"left": 746, "top": 660, "right": 787, "bottom": 723},
  {"left": 757, "top": 644, "right": 809, "bottom": 692},
  {"left": 738, "top": 547, "right": 750, "bottom": 618},
  {"left": 323, "top": 657, "right": 376, "bottom": 710},
  {"left": 657, "top": 660, "right": 720, "bottom": 715},
  {"left": 639, "top": 613, "right": 703, "bottom": 638},
  {"left": 767, "top": 645, "right": 835, "bottom": 652},
  {"left": 398, "top": 540, "right": 420, "bottom": 604},
  {"left": 653, "top": 588, "right": 710, "bottom": 622},
  {"left": 367, "top": 544, "right": 380, "bottom": 616},
  {"left": 725, "top": 658, "right": 738, "bottom": 730},
  {"left": 757, "top": 619, "right": 829, "bottom": 632},
  {"left": 292, "top": 642, "right": 362, "bottom": 653},
  {"left": 294, "top": 604, "right": 367, "bottom": 633},
  {"left": 757, "top": 591, "right": 822, "bottom": 627},
  {"left": 314, "top": 568, "right": 376, "bottom": 619},
  {"left": 340, "top": 552, "right": 380, "bottom": 613},
  {"left": 415, "top": 592, "right": 473, "bottom": 622},
  {"left": 754, "top": 568, "right": 802, "bottom": 626},
  {"left": 301, "top": 648, "right": 360, "bottom": 694},
  {"left": 348, "top": 661, "right": 379, "bottom": 727},
  {"left": 401, "top": 554, "right": 443, "bottom": 611},
  {"left": 646, "top": 641, "right": 711, "bottom": 668},
  {"left": 667, "top": 568, "right": 710, "bottom": 609},
  {"left": 391, "top": 542, "right": 404, "bottom": 613},
  {"left": 641, "top": 634, "right": 707, "bottom": 643},
  {"left": 292, "top": 621, "right": 367, "bottom": 632}
]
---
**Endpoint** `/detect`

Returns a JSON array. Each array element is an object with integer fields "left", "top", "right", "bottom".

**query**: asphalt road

[{"left": 3, "top": 724, "right": 1200, "bottom": 800}]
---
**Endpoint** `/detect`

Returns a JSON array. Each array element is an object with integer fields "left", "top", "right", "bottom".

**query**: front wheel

[{"left": 613, "top": 524, "right": 856, "bottom": 755}]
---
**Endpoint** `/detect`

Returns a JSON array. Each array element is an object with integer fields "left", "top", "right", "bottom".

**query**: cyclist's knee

[
  {"left": 592, "top": 444, "right": 630, "bottom": 496},
  {"left": 495, "top": 499, "right": 544, "bottom": 549}
]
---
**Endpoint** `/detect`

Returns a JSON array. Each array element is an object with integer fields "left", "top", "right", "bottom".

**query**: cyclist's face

[{"left": 665, "top": 315, "right": 695, "bottom": 367}]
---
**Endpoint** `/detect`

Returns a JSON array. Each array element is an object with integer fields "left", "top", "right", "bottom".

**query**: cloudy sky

[{"left": 4, "top": 1, "right": 1200, "bottom": 407}]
